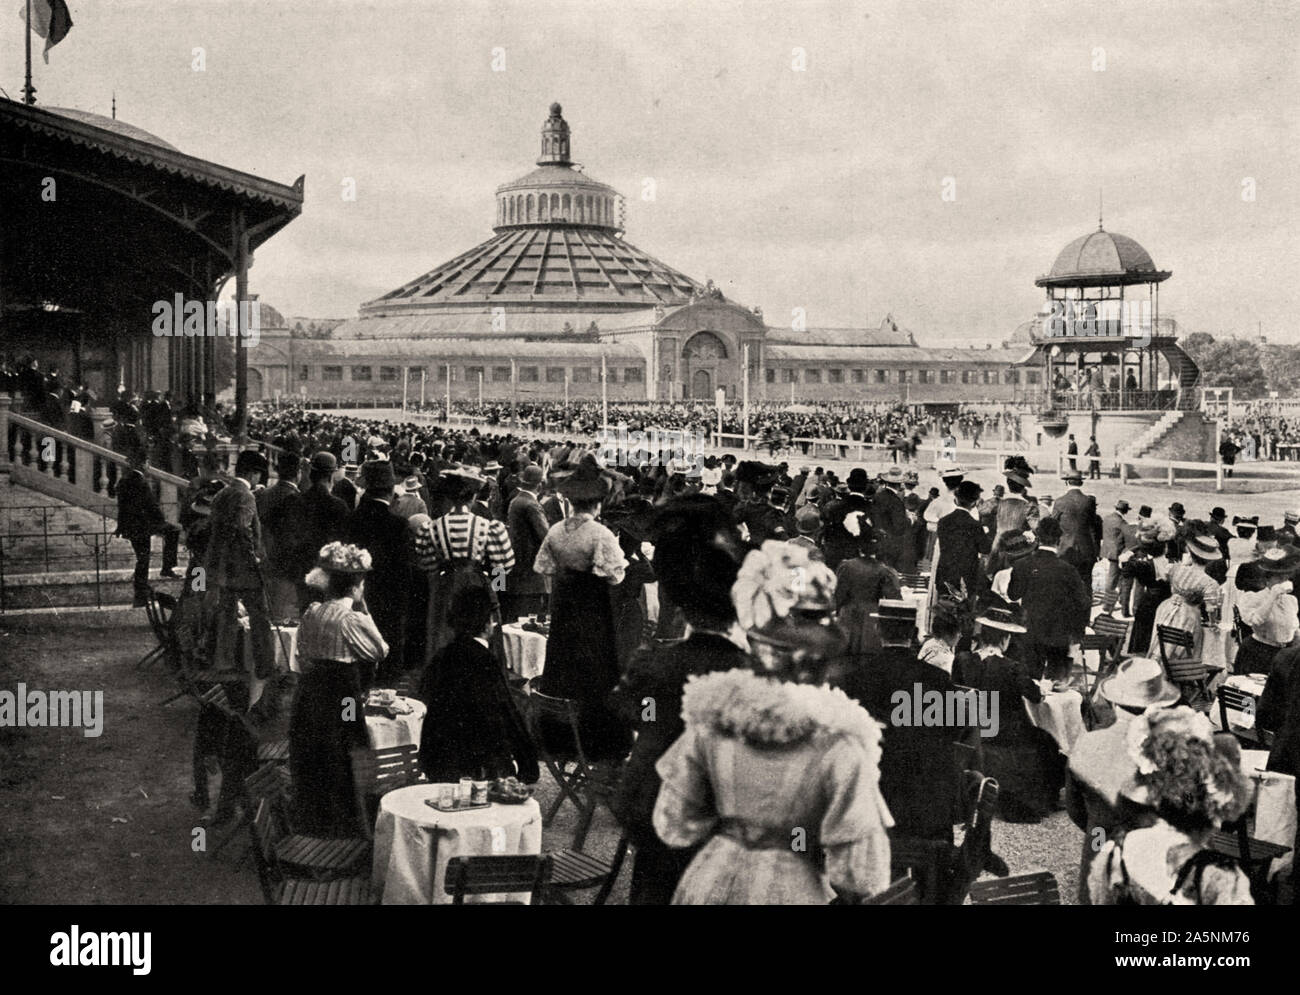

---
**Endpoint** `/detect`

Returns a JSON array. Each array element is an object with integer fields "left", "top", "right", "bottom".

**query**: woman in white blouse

[
  {"left": 1235, "top": 547, "right": 1299, "bottom": 676},
  {"left": 532, "top": 459, "right": 632, "bottom": 762},
  {"left": 289, "top": 542, "right": 390, "bottom": 837}
]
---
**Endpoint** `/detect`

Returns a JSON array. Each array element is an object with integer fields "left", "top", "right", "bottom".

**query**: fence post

[
  {"left": 0, "top": 394, "right": 10, "bottom": 472},
  {"left": 1120, "top": 461, "right": 1128, "bottom": 486},
  {"left": 1215, "top": 455, "right": 1223, "bottom": 492},
  {"left": 1167, "top": 463, "right": 1175, "bottom": 487}
]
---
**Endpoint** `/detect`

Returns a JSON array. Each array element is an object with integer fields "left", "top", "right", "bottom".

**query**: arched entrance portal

[
  {"left": 691, "top": 369, "right": 712, "bottom": 400},
  {"left": 682, "top": 331, "right": 728, "bottom": 402}
]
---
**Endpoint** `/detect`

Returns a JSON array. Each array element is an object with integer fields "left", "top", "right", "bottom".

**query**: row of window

[
  {"left": 304, "top": 364, "right": 646, "bottom": 384},
  {"left": 763, "top": 368, "right": 1041, "bottom": 386},
  {"left": 498, "top": 191, "right": 614, "bottom": 226}
]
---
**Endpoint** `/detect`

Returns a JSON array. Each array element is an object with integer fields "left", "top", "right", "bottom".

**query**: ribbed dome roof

[
  {"left": 361, "top": 225, "right": 702, "bottom": 315},
  {"left": 46, "top": 107, "right": 178, "bottom": 151},
  {"left": 1036, "top": 227, "right": 1169, "bottom": 287},
  {"left": 361, "top": 103, "right": 708, "bottom": 317}
]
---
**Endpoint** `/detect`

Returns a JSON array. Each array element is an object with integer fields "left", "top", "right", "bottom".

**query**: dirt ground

[{"left": 0, "top": 611, "right": 1089, "bottom": 904}]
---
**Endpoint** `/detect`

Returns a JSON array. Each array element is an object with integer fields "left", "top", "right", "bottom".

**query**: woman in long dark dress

[
  {"left": 533, "top": 461, "right": 633, "bottom": 762},
  {"left": 417, "top": 580, "right": 538, "bottom": 784},
  {"left": 289, "top": 542, "right": 389, "bottom": 837},
  {"left": 1120, "top": 524, "right": 1174, "bottom": 653},
  {"left": 953, "top": 608, "right": 1064, "bottom": 822},
  {"left": 414, "top": 465, "right": 515, "bottom": 666},
  {"left": 835, "top": 529, "right": 901, "bottom": 659}
]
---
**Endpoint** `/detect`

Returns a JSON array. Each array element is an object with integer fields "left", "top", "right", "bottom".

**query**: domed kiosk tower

[{"left": 1027, "top": 219, "right": 1198, "bottom": 423}]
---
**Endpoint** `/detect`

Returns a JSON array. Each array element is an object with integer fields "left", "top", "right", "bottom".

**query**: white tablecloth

[
  {"left": 371, "top": 784, "right": 542, "bottom": 904},
  {"left": 239, "top": 619, "right": 300, "bottom": 672},
  {"left": 366, "top": 696, "right": 427, "bottom": 750},
  {"left": 502, "top": 624, "right": 547, "bottom": 680},
  {"left": 1240, "top": 749, "right": 1296, "bottom": 880},
  {"left": 1026, "top": 685, "right": 1085, "bottom": 754}
]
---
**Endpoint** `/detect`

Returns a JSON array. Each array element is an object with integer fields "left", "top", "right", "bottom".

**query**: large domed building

[{"left": 258, "top": 103, "right": 1030, "bottom": 406}]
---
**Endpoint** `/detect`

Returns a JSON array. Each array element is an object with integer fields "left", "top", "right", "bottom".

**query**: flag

[{"left": 20, "top": 0, "right": 73, "bottom": 64}]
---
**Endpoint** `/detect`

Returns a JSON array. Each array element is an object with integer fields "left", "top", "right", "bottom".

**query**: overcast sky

[{"left": 18, "top": 0, "right": 1300, "bottom": 342}]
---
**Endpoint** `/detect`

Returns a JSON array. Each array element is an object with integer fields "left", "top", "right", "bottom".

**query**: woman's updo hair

[{"left": 1129, "top": 710, "right": 1249, "bottom": 834}]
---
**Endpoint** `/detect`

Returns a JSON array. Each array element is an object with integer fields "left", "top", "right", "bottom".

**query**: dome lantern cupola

[{"left": 538, "top": 102, "right": 571, "bottom": 166}]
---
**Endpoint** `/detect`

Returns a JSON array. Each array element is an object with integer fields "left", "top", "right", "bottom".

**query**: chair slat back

[
  {"left": 968, "top": 871, "right": 1061, "bottom": 905},
  {"left": 444, "top": 855, "right": 553, "bottom": 905},
  {"left": 888, "top": 836, "right": 946, "bottom": 904},
  {"left": 1156, "top": 624, "right": 1196, "bottom": 649},
  {"left": 244, "top": 762, "right": 291, "bottom": 808},
  {"left": 522, "top": 680, "right": 590, "bottom": 768},
  {"left": 862, "top": 878, "right": 920, "bottom": 905}
]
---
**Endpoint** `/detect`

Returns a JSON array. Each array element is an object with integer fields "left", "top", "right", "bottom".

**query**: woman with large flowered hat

[{"left": 290, "top": 542, "right": 390, "bottom": 837}]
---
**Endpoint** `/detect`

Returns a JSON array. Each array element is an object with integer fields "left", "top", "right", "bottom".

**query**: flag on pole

[{"left": 21, "top": 0, "right": 73, "bottom": 63}]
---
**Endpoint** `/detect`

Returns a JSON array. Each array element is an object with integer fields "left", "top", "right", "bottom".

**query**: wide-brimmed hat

[
  {"left": 1062, "top": 470, "right": 1084, "bottom": 485},
  {"left": 1258, "top": 546, "right": 1300, "bottom": 575},
  {"left": 1185, "top": 534, "right": 1223, "bottom": 562},
  {"left": 939, "top": 464, "right": 965, "bottom": 480},
  {"left": 871, "top": 598, "right": 918, "bottom": 621},
  {"left": 1233, "top": 515, "right": 1258, "bottom": 538},
  {"left": 976, "top": 606, "right": 1027, "bottom": 634},
  {"left": 1099, "top": 657, "right": 1180, "bottom": 710},
  {"left": 441, "top": 464, "right": 486, "bottom": 487},
  {"left": 877, "top": 466, "right": 905, "bottom": 486},
  {"left": 556, "top": 460, "right": 610, "bottom": 502},
  {"left": 1001, "top": 531, "right": 1037, "bottom": 560},
  {"left": 1003, "top": 469, "right": 1031, "bottom": 489}
]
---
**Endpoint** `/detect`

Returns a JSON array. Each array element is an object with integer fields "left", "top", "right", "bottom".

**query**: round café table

[
  {"left": 501, "top": 623, "right": 547, "bottom": 680},
  {"left": 371, "top": 783, "right": 542, "bottom": 904},
  {"left": 365, "top": 696, "right": 427, "bottom": 750}
]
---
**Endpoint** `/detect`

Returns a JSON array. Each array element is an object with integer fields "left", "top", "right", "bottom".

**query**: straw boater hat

[
  {"left": 1185, "top": 534, "right": 1223, "bottom": 562},
  {"left": 976, "top": 606, "right": 1027, "bottom": 634},
  {"left": 1233, "top": 515, "right": 1258, "bottom": 538},
  {"left": 1099, "top": 657, "right": 1180, "bottom": 710}
]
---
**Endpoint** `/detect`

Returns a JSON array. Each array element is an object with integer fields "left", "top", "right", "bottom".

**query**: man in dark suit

[
  {"left": 869, "top": 466, "right": 909, "bottom": 570},
  {"left": 207, "top": 450, "right": 274, "bottom": 678},
  {"left": 1115, "top": 508, "right": 1143, "bottom": 617},
  {"left": 820, "top": 467, "right": 874, "bottom": 570},
  {"left": 1207, "top": 506, "right": 1232, "bottom": 563},
  {"left": 541, "top": 488, "right": 571, "bottom": 527},
  {"left": 116, "top": 449, "right": 181, "bottom": 607},
  {"left": 1099, "top": 499, "right": 1131, "bottom": 612},
  {"left": 503, "top": 464, "right": 550, "bottom": 621},
  {"left": 1051, "top": 470, "right": 1100, "bottom": 588},
  {"left": 1066, "top": 434, "right": 1078, "bottom": 472},
  {"left": 935, "top": 480, "right": 991, "bottom": 600},
  {"left": 299, "top": 452, "right": 349, "bottom": 572},
  {"left": 845, "top": 600, "right": 959, "bottom": 845},
  {"left": 341, "top": 459, "right": 410, "bottom": 684},
  {"left": 257, "top": 451, "right": 309, "bottom": 619},
  {"left": 1008, "top": 517, "right": 1090, "bottom": 682}
]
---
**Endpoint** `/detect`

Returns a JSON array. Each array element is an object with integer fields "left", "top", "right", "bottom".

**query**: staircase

[
  {"left": 1156, "top": 340, "right": 1201, "bottom": 411},
  {"left": 1122, "top": 410, "right": 1185, "bottom": 460}
]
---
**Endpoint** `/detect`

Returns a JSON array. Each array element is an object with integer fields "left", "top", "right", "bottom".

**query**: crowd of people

[
  {"left": 1222, "top": 406, "right": 1300, "bottom": 463},
  {"left": 111, "top": 395, "right": 1300, "bottom": 905}
]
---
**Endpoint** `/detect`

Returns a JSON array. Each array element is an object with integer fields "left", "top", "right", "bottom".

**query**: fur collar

[{"left": 681, "top": 668, "right": 884, "bottom": 751}]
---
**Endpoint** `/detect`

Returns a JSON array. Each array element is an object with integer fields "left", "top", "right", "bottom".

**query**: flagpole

[{"left": 24, "top": 0, "right": 36, "bottom": 105}]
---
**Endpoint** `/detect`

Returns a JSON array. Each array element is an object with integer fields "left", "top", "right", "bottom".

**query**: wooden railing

[{"left": 2, "top": 400, "right": 188, "bottom": 522}]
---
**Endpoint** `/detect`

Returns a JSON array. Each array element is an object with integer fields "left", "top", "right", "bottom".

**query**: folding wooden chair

[
  {"left": 886, "top": 836, "right": 948, "bottom": 905},
  {"left": 246, "top": 766, "right": 370, "bottom": 881},
  {"left": 1090, "top": 613, "right": 1132, "bottom": 664},
  {"left": 1209, "top": 825, "right": 1291, "bottom": 904},
  {"left": 861, "top": 877, "right": 920, "bottom": 905},
  {"left": 349, "top": 743, "right": 422, "bottom": 838},
  {"left": 516, "top": 677, "right": 618, "bottom": 849},
  {"left": 545, "top": 835, "right": 631, "bottom": 906},
  {"left": 249, "top": 799, "right": 374, "bottom": 905},
  {"left": 444, "top": 854, "right": 553, "bottom": 905},
  {"left": 968, "top": 871, "right": 1061, "bottom": 905},
  {"left": 1216, "top": 684, "right": 1273, "bottom": 748},
  {"left": 1155, "top": 625, "right": 1213, "bottom": 710},
  {"left": 137, "top": 588, "right": 177, "bottom": 670}
]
